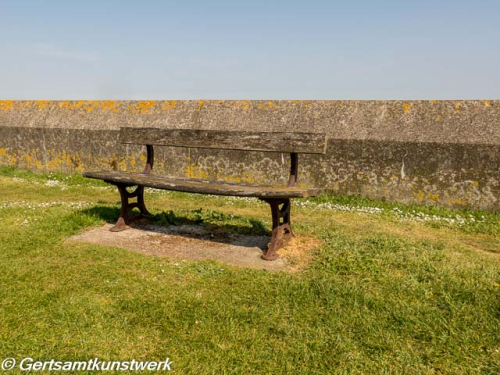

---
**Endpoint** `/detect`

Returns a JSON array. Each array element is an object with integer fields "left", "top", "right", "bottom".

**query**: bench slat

[
  {"left": 120, "top": 128, "right": 327, "bottom": 154},
  {"left": 84, "top": 171, "right": 323, "bottom": 198}
]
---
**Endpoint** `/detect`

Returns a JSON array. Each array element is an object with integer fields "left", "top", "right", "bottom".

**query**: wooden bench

[{"left": 83, "top": 127, "right": 328, "bottom": 260}]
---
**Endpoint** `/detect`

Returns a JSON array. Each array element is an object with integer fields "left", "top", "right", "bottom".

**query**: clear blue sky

[{"left": 1, "top": 0, "right": 499, "bottom": 99}]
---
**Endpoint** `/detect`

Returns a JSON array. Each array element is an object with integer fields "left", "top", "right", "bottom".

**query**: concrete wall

[{"left": 0, "top": 100, "right": 499, "bottom": 211}]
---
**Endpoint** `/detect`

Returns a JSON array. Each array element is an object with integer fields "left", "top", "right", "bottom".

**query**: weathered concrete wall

[{"left": 0, "top": 100, "right": 499, "bottom": 211}]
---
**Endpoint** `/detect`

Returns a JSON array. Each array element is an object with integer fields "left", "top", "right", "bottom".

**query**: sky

[{"left": 1, "top": 0, "right": 499, "bottom": 100}]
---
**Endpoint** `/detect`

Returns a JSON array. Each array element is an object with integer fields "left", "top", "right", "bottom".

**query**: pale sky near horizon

[{"left": 1, "top": 0, "right": 499, "bottom": 100}]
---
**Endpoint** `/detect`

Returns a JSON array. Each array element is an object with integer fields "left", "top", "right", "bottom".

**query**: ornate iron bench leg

[
  {"left": 110, "top": 183, "right": 150, "bottom": 232},
  {"left": 261, "top": 198, "right": 294, "bottom": 260}
]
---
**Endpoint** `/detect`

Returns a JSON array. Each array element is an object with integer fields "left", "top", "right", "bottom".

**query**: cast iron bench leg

[
  {"left": 261, "top": 198, "right": 294, "bottom": 260},
  {"left": 110, "top": 183, "right": 151, "bottom": 232}
]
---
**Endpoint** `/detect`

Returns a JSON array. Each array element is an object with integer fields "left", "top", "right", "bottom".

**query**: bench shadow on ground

[
  {"left": 72, "top": 205, "right": 291, "bottom": 270},
  {"left": 81, "top": 205, "right": 269, "bottom": 246}
]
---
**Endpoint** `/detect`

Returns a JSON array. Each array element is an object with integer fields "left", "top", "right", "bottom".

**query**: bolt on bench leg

[
  {"left": 261, "top": 198, "right": 294, "bottom": 261},
  {"left": 110, "top": 183, "right": 150, "bottom": 232}
]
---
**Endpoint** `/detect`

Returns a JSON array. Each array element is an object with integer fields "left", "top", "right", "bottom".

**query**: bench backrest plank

[{"left": 120, "top": 127, "right": 327, "bottom": 154}]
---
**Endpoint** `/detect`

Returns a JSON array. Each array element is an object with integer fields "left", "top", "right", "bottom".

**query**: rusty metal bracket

[
  {"left": 261, "top": 198, "right": 294, "bottom": 260},
  {"left": 109, "top": 183, "right": 151, "bottom": 232},
  {"left": 143, "top": 144, "right": 154, "bottom": 174},
  {"left": 109, "top": 144, "right": 154, "bottom": 232},
  {"left": 259, "top": 152, "right": 299, "bottom": 260},
  {"left": 288, "top": 152, "right": 298, "bottom": 186}
]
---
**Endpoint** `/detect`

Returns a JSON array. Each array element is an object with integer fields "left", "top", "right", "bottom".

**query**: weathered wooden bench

[{"left": 83, "top": 127, "right": 327, "bottom": 260}]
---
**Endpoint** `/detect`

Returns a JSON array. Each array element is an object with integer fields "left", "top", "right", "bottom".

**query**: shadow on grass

[{"left": 80, "top": 205, "right": 270, "bottom": 249}]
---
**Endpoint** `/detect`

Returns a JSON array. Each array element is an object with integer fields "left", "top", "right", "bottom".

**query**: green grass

[{"left": 0, "top": 167, "right": 499, "bottom": 374}]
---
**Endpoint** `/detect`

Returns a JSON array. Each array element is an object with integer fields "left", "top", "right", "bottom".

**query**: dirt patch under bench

[{"left": 68, "top": 223, "right": 319, "bottom": 271}]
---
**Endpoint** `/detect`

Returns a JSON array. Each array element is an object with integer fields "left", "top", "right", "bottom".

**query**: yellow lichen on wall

[
  {"left": 102, "top": 101, "right": 120, "bottom": 113},
  {"left": 449, "top": 197, "right": 467, "bottom": 206},
  {"left": 0, "top": 100, "right": 497, "bottom": 119},
  {"left": 0, "top": 147, "right": 148, "bottom": 173},
  {"left": 0, "top": 100, "right": 184, "bottom": 114},
  {"left": 0, "top": 100, "right": 14, "bottom": 112},
  {"left": 224, "top": 175, "right": 242, "bottom": 184},
  {"left": 161, "top": 100, "right": 177, "bottom": 112},
  {"left": 412, "top": 189, "right": 425, "bottom": 202},
  {"left": 186, "top": 163, "right": 210, "bottom": 180},
  {"left": 425, "top": 193, "right": 440, "bottom": 202},
  {"left": 36, "top": 100, "right": 50, "bottom": 109},
  {"left": 135, "top": 100, "right": 156, "bottom": 113}
]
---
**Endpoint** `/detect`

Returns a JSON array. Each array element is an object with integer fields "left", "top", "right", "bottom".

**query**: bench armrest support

[
  {"left": 143, "top": 145, "right": 154, "bottom": 174},
  {"left": 288, "top": 152, "right": 298, "bottom": 187}
]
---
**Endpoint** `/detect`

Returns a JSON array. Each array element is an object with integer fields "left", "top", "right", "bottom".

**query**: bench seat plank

[{"left": 84, "top": 171, "right": 323, "bottom": 198}]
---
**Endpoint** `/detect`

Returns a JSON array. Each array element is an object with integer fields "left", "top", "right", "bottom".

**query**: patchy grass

[{"left": 0, "top": 167, "right": 499, "bottom": 374}]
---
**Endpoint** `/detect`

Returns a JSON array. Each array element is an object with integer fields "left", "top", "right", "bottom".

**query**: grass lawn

[{"left": 0, "top": 166, "right": 499, "bottom": 374}]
